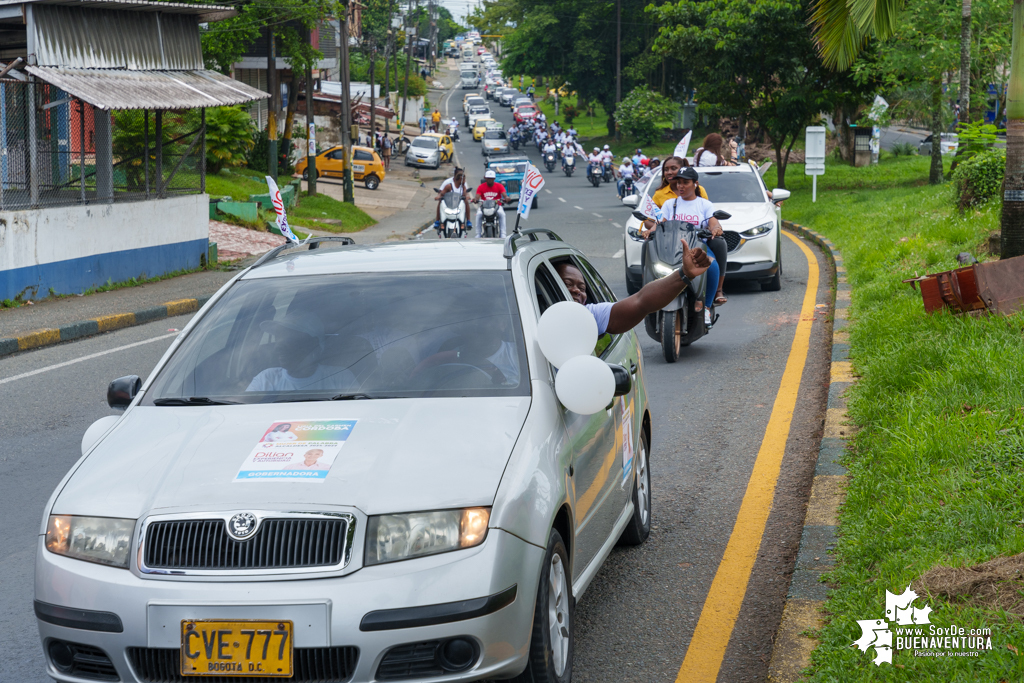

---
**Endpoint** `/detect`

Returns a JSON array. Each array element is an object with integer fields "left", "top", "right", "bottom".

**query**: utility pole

[
  {"left": 615, "top": 0, "right": 621, "bottom": 142},
  {"left": 369, "top": 32, "right": 377, "bottom": 150},
  {"left": 306, "top": 40, "right": 317, "bottom": 196},
  {"left": 340, "top": 0, "right": 354, "bottom": 202},
  {"left": 267, "top": 27, "right": 278, "bottom": 177},
  {"left": 400, "top": 0, "right": 416, "bottom": 133}
]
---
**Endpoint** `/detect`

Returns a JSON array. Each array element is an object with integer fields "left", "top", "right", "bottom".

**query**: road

[{"left": 0, "top": 81, "right": 831, "bottom": 683}]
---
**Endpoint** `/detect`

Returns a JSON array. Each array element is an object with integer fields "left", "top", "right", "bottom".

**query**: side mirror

[
  {"left": 107, "top": 375, "right": 142, "bottom": 410},
  {"left": 771, "top": 188, "right": 791, "bottom": 203},
  {"left": 622, "top": 194, "right": 639, "bottom": 208},
  {"left": 609, "top": 364, "right": 632, "bottom": 397},
  {"left": 712, "top": 210, "right": 732, "bottom": 221}
]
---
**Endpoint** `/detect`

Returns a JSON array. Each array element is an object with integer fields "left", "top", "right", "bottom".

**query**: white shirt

[
  {"left": 247, "top": 365, "right": 357, "bottom": 393},
  {"left": 694, "top": 148, "right": 719, "bottom": 166},
  {"left": 486, "top": 340, "right": 520, "bottom": 385},
  {"left": 619, "top": 164, "right": 634, "bottom": 178},
  {"left": 568, "top": 128, "right": 577, "bottom": 136},
  {"left": 543, "top": 143, "right": 556, "bottom": 153},
  {"left": 585, "top": 303, "right": 615, "bottom": 335},
  {"left": 449, "top": 119, "right": 458, "bottom": 128},
  {"left": 660, "top": 196, "right": 716, "bottom": 226},
  {"left": 439, "top": 177, "right": 467, "bottom": 195},
  {"left": 588, "top": 153, "right": 603, "bottom": 163},
  {"left": 600, "top": 151, "right": 613, "bottom": 162}
]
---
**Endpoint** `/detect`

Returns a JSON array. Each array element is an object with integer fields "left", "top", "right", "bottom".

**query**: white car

[
  {"left": 468, "top": 105, "right": 492, "bottom": 129},
  {"left": 622, "top": 164, "right": 790, "bottom": 293}
]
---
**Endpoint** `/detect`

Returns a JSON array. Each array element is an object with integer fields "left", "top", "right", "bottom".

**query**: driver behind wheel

[{"left": 246, "top": 312, "right": 358, "bottom": 393}]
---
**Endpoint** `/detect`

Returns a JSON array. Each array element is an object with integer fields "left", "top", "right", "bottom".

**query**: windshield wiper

[{"left": 153, "top": 397, "right": 241, "bottom": 406}]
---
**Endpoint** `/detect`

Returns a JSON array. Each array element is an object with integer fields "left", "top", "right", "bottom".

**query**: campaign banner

[
  {"left": 307, "top": 123, "right": 316, "bottom": 157},
  {"left": 639, "top": 190, "right": 660, "bottom": 219},
  {"left": 673, "top": 130, "right": 693, "bottom": 160},
  {"left": 517, "top": 164, "right": 545, "bottom": 220},
  {"left": 234, "top": 420, "right": 358, "bottom": 483},
  {"left": 266, "top": 176, "right": 300, "bottom": 243}
]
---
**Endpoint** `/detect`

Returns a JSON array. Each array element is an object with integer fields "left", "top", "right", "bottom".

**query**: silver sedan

[
  {"left": 34, "top": 237, "right": 652, "bottom": 683},
  {"left": 405, "top": 136, "right": 442, "bottom": 169}
]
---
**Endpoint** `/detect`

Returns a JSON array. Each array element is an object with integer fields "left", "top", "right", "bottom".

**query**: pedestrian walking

[
  {"left": 381, "top": 134, "right": 393, "bottom": 171},
  {"left": 419, "top": 113, "right": 428, "bottom": 134}
]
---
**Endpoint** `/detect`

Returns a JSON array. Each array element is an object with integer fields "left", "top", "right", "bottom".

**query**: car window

[
  {"left": 411, "top": 137, "right": 438, "bottom": 149},
  {"left": 696, "top": 171, "right": 766, "bottom": 203},
  {"left": 472, "top": 107, "right": 489, "bottom": 114},
  {"left": 549, "top": 255, "right": 618, "bottom": 356},
  {"left": 484, "top": 131, "right": 506, "bottom": 140},
  {"left": 490, "top": 161, "right": 527, "bottom": 174},
  {"left": 144, "top": 272, "right": 530, "bottom": 403},
  {"left": 353, "top": 150, "right": 373, "bottom": 161},
  {"left": 327, "top": 149, "right": 345, "bottom": 160},
  {"left": 534, "top": 263, "right": 567, "bottom": 316}
]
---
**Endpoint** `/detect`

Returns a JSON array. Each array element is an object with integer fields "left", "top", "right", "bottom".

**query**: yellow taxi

[
  {"left": 472, "top": 118, "right": 496, "bottom": 141},
  {"left": 420, "top": 132, "right": 455, "bottom": 163},
  {"left": 294, "top": 145, "right": 386, "bottom": 190}
]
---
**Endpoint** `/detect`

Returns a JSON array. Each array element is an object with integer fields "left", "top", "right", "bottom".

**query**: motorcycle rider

[
  {"left": 433, "top": 167, "right": 471, "bottom": 234},
  {"left": 542, "top": 138, "right": 557, "bottom": 166},
  {"left": 473, "top": 169, "right": 509, "bottom": 238},
  {"left": 448, "top": 117, "right": 460, "bottom": 141},
  {"left": 561, "top": 140, "right": 576, "bottom": 171},
  {"left": 587, "top": 147, "right": 603, "bottom": 181},
  {"left": 617, "top": 157, "right": 635, "bottom": 199}
]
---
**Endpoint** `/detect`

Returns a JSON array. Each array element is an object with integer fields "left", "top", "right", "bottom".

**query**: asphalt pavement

[{"left": 0, "top": 78, "right": 832, "bottom": 683}]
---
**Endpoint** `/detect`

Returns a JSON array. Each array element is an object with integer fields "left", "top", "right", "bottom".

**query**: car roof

[
  {"left": 242, "top": 241, "right": 540, "bottom": 279},
  {"left": 421, "top": 132, "right": 447, "bottom": 139},
  {"left": 474, "top": 118, "right": 495, "bottom": 126}
]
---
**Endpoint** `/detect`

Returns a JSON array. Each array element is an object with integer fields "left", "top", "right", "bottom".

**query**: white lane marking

[
  {"left": 574, "top": 206, "right": 584, "bottom": 210},
  {"left": 558, "top": 197, "right": 566, "bottom": 203},
  {"left": 0, "top": 332, "right": 179, "bottom": 386},
  {"left": 593, "top": 212, "right": 603, "bottom": 218},
  {"left": 612, "top": 249, "right": 624, "bottom": 258},
  {"left": 545, "top": 189, "right": 552, "bottom": 194},
  {"left": 613, "top": 222, "right": 623, "bottom": 228}
]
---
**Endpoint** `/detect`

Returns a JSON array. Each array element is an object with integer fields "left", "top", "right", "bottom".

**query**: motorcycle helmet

[
  {"left": 593, "top": 147, "right": 600, "bottom": 153},
  {"left": 603, "top": 145, "right": 610, "bottom": 150}
]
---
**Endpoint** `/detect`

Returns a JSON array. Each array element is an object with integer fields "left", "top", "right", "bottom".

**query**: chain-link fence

[{"left": 0, "top": 79, "right": 205, "bottom": 211}]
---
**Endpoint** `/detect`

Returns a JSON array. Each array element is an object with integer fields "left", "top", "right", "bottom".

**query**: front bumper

[
  {"left": 405, "top": 155, "right": 440, "bottom": 169},
  {"left": 34, "top": 529, "right": 543, "bottom": 683},
  {"left": 725, "top": 259, "right": 779, "bottom": 280}
]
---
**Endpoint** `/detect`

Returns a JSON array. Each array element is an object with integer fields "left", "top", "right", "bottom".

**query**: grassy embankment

[
  {"left": 206, "top": 168, "right": 376, "bottom": 234},
  {"left": 769, "top": 154, "right": 1024, "bottom": 680}
]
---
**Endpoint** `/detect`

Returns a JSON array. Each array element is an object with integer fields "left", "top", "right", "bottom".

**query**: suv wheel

[{"left": 762, "top": 256, "right": 782, "bottom": 291}]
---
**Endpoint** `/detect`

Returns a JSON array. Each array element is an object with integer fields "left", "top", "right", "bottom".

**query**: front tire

[
  {"left": 507, "top": 529, "right": 574, "bottom": 683},
  {"left": 661, "top": 309, "right": 681, "bottom": 363},
  {"left": 762, "top": 257, "right": 782, "bottom": 291},
  {"left": 619, "top": 429, "right": 651, "bottom": 546}
]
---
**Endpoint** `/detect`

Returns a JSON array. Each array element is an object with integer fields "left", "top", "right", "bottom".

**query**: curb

[
  {"left": 0, "top": 296, "right": 212, "bottom": 359},
  {"left": 768, "top": 221, "right": 854, "bottom": 682}
]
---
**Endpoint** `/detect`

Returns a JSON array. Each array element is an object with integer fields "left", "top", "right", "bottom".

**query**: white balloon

[
  {"left": 555, "top": 355, "right": 615, "bottom": 415},
  {"left": 537, "top": 301, "right": 598, "bottom": 368}
]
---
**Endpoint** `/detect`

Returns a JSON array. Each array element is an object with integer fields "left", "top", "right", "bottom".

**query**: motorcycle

[
  {"left": 543, "top": 150, "right": 557, "bottom": 172},
  {"left": 436, "top": 190, "right": 468, "bottom": 239},
  {"left": 602, "top": 159, "right": 614, "bottom": 183},
  {"left": 632, "top": 210, "right": 731, "bottom": 362},
  {"left": 620, "top": 176, "right": 635, "bottom": 199},
  {"left": 587, "top": 161, "right": 602, "bottom": 188},
  {"left": 447, "top": 125, "right": 460, "bottom": 142},
  {"left": 563, "top": 154, "right": 575, "bottom": 177},
  {"left": 510, "top": 129, "right": 521, "bottom": 150},
  {"left": 479, "top": 199, "right": 504, "bottom": 238}
]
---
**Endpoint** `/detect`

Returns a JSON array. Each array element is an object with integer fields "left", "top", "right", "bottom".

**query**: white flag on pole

[
  {"left": 266, "top": 176, "right": 300, "bottom": 244},
  {"left": 517, "top": 164, "right": 545, "bottom": 220},
  {"left": 673, "top": 130, "right": 693, "bottom": 160}
]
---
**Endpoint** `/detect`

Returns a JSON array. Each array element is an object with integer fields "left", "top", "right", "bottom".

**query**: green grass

[
  {"left": 778, "top": 156, "right": 1024, "bottom": 680},
  {"left": 206, "top": 168, "right": 377, "bottom": 234}
]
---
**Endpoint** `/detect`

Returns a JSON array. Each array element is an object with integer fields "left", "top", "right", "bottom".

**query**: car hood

[
  {"left": 54, "top": 398, "right": 530, "bottom": 519},
  {"left": 713, "top": 202, "right": 776, "bottom": 230}
]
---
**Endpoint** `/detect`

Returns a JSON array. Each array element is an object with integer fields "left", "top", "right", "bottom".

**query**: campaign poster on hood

[{"left": 234, "top": 420, "right": 358, "bottom": 483}]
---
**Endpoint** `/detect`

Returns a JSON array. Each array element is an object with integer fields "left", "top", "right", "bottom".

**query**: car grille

[
  {"left": 127, "top": 647, "right": 358, "bottom": 683},
  {"left": 503, "top": 179, "right": 521, "bottom": 194},
  {"left": 143, "top": 518, "right": 348, "bottom": 570},
  {"left": 723, "top": 231, "right": 743, "bottom": 252}
]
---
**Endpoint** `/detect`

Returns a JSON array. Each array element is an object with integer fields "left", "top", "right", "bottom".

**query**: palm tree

[{"left": 811, "top": 0, "right": 1024, "bottom": 259}]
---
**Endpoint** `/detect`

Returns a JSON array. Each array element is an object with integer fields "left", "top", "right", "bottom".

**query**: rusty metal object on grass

[
  {"left": 903, "top": 255, "right": 1024, "bottom": 316},
  {"left": 974, "top": 255, "right": 1024, "bottom": 316}
]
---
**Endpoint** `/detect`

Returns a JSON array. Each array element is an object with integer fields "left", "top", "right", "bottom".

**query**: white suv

[{"left": 622, "top": 163, "right": 790, "bottom": 294}]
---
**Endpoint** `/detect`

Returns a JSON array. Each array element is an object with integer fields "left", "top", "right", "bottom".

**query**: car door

[
  {"left": 533, "top": 254, "right": 622, "bottom": 581},
  {"left": 321, "top": 148, "right": 345, "bottom": 177},
  {"left": 352, "top": 149, "right": 373, "bottom": 179}
]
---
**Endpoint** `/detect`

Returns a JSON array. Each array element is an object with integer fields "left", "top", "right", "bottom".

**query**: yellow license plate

[{"left": 181, "top": 620, "right": 293, "bottom": 677}]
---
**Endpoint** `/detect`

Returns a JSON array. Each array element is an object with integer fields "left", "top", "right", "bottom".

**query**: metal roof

[
  {"left": 1, "top": 0, "right": 236, "bottom": 22},
  {"left": 31, "top": 4, "right": 203, "bottom": 69},
  {"left": 26, "top": 65, "right": 269, "bottom": 110}
]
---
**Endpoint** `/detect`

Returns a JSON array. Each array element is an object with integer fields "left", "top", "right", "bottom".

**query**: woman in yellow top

[{"left": 651, "top": 156, "right": 707, "bottom": 208}]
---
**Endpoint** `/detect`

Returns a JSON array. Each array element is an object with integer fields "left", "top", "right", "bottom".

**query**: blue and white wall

[{"left": 0, "top": 196, "right": 209, "bottom": 302}]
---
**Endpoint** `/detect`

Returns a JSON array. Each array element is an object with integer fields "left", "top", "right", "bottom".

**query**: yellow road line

[{"left": 675, "top": 230, "right": 820, "bottom": 682}]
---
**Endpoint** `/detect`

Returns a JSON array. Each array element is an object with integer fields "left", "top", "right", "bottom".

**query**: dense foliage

[
  {"left": 951, "top": 148, "right": 1006, "bottom": 210},
  {"left": 613, "top": 87, "right": 675, "bottom": 145},
  {"left": 205, "top": 106, "right": 256, "bottom": 175}
]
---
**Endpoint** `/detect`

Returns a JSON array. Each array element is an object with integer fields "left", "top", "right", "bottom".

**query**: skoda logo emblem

[{"left": 227, "top": 513, "right": 258, "bottom": 540}]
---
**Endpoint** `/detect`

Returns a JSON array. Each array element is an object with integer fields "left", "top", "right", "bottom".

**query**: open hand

[{"left": 681, "top": 240, "right": 711, "bottom": 280}]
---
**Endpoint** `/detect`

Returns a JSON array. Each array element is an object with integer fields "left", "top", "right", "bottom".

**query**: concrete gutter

[
  {"left": 768, "top": 221, "right": 854, "bottom": 682},
  {"left": 0, "top": 297, "right": 211, "bottom": 358}
]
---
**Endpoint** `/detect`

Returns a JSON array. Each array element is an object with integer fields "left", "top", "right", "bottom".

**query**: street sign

[{"left": 805, "top": 126, "right": 826, "bottom": 202}]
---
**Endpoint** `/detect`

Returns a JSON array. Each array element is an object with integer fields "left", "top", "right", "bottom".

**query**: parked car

[
  {"left": 405, "top": 135, "right": 443, "bottom": 169},
  {"left": 36, "top": 235, "right": 650, "bottom": 683},
  {"left": 481, "top": 129, "right": 510, "bottom": 156},
  {"left": 918, "top": 132, "right": 959, "bottom": 156},
  {"left": 420, "top": 132, "right": 455, "bottom": 164},
  {"left": 295, "top": 145, "right": 385, "bottom": 190},
  {"left": 621, "top": 163, "right": 789, "bottom": 293}
]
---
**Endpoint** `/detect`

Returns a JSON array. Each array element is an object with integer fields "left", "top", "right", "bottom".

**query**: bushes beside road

[{"left": 772, "top": 156, "right": 1024, "bottom": 679}]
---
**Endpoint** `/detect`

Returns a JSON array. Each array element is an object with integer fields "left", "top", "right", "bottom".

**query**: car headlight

[
  {"left": 741, "top": 222, "right": 774, "bottom": 238},
  {"left": 45, "top": 515, "right": 134, "bottom": 568},
  {"left": 365, "top": 507, "right": 490, "bottom": 566}
]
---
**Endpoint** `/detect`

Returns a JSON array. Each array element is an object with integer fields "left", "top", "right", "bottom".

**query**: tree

[
  {"left": 651, "top": 0, "right": 846, "bottom": 188},
  {"left": 614, "top": 86, "right": 675, "bottom": 144}
]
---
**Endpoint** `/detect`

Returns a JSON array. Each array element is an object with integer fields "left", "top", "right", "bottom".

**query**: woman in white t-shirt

[{"left": 694, "top": 133, "right": 727, "bottom": 167}]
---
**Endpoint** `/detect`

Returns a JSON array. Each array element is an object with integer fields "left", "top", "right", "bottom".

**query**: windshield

[
  {"left": 696, "top": 171, "right": 766, "bottom": 203},
  {"left": 144, "top": 272, "right": 530, "bottom": 403},
  {"left": 484, "top": 131, "right": 506, "bottom": 140},
  {"left": 491, "top": 161, "right": 527, "bottom": 174},
  {"left": 411, "top": 137, "right": 438, "bottom": 149},
  {"left": 471, "top": 106, "right": 489, "bottom": 114}
]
